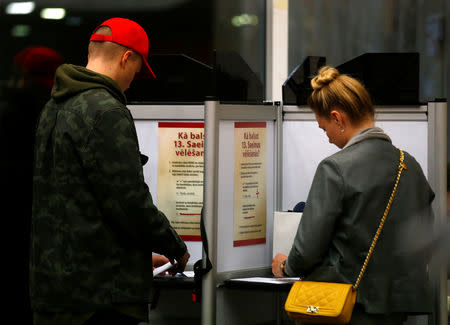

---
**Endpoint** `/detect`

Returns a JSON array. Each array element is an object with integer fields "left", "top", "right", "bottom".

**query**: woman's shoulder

[{"left": 321, "top": 138, "right": 397, "bottom": 171}]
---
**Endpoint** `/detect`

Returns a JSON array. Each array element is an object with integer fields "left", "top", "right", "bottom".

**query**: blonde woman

[{"left": 273, "top": 66, "right": 434, "bottom": 324}]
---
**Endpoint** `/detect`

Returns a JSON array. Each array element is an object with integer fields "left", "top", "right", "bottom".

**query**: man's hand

[
  {"left": 272, "top": 253, "right": 288, "bottom": 278},
  {"left": 152, "top": 254, "right": 170, "bottom": 275},
  {"left": 169, "top": 249, "right": 190, "bottom": 275},
  {"left": 152, "top": 254, "right": 170, "bottom": 271}
]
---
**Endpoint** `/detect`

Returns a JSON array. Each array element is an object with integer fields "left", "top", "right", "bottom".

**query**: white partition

[
  {"left": 216, "top": 120, "right": 275, "bottom": 273},
  {"left": 202, "top": 101, "right": 280, "bottom": 325},
  {"left": 201, "top": 102, "right": 279, "bottom": 279},
  {"left": 282, "top": 105, "right": 430, "bottom": 211},
  {"left": 282, "top": 121, "right": 338, "bottom": 211},
  {"left": 129, "top": 105, "right": 204, "bottom": 266},
  {"left": 134, "top": 121, "right": 158, "bottom": 199}
]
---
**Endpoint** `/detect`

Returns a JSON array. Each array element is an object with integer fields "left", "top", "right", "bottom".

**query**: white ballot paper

[
  {"left": 229, "top": 277, "right": 300, "bottom": 284},
  {"left": 273, "top": 211, "right": 302, "bottom": 257},
  {"left": 153, "top": 261, "right": 174, "bottom": 276}
]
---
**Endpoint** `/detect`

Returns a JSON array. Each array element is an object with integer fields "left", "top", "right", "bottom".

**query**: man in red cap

[{"left": 30, "top": 18, "right": 190, "bottom": 325}]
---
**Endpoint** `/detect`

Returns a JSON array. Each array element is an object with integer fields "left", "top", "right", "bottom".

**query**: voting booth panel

[
  {"left": 132, "top": 104, "right": 278, "bottom": 274},
  {"left": 216, "top": 120, "right": 276, "bottom": 275},
  {"left": 281, "top": 54, "right": 428, "bottom": 211},
  {"left": 282, "top": 120, "right": 338, "bottom": 211},
  {"left": 201, "top": 102, "right": 279, "bottom": 280},
  {"left": 132, "top": 106, "right": 205, "bottom": 266},
  {"left": 200, "top": 101, "right": 281, "bottom": 325},
  {"left": 281, "top": 113, "right": 429, "bottom": 211}
]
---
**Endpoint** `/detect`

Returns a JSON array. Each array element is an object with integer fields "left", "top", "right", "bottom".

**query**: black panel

[
  {"left": 282, "top": 56, "right": 326, "bottom": 105},
  {"left": 127, "top": 51, "right": 265, "bottom": 104},
  {"left": 336, "top": 52, "right": 420, "bottom": 105},
  {"left": 126, "top": 54, "right": 214, "bottom": 104},
  {"left": 214, "top": 50, "right": 264, "bottom": 103}
]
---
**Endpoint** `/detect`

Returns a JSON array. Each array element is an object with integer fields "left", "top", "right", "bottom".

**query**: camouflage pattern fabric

[{"left": 30, "top": 64, "right": 186, "bottom": 312}]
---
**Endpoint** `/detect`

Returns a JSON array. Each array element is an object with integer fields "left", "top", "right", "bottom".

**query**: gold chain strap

[{"left": 353, "top": 149, "right": 407, "bottom": 290}]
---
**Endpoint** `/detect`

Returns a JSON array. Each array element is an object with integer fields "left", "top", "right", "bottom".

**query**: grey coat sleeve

[{"left": 285, "top": 158, "right": 344, "bottom": 277}]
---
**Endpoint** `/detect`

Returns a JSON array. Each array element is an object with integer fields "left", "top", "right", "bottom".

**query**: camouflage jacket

[{"left": 30, "top": 64, "right": 187, "bottom": 312}]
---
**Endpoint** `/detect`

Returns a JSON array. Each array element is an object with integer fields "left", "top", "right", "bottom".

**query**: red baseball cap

[{"left": 90, "top": 17, "right": 156, "bottom": 79}]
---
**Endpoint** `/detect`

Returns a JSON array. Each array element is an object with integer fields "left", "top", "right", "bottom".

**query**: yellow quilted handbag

[
  {"left": 285, "top": 281, "right": 356, "bottom": 324},
  {"left": 284, "top": 149, "right": 406, "bottom": 324}
]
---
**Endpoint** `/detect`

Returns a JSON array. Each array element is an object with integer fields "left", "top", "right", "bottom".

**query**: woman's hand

[{"left": 272, "top": 253, "right": 288, "bottom": 278}]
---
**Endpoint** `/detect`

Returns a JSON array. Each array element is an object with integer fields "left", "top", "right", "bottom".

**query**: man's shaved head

[{"left": 88, "top": 26, "right": 136, "bottom": 62}]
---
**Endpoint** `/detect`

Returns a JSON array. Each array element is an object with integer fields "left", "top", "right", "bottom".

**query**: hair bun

[{"left": 311, "top": 66, "right": 339, "bottom": 90}]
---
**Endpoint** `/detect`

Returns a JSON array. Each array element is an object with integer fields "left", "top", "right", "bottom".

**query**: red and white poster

[
  {"left": 233, "top": 122, "right": 267, "bottom": 247},
  {"left": 157, "top": 122, "right": 204, "bottom": 241}
]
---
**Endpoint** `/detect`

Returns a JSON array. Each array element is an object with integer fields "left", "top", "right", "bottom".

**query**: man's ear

[{"left": 120, "top": 49, "right": 133, "bottom": 68}]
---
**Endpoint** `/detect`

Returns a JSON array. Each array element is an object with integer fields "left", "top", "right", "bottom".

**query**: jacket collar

[
  {"left": 51, "top": 64, "right": 126, "bottom": 104},
  {"left": 343, "top": 127, "right": 392, "bottom": 149}
]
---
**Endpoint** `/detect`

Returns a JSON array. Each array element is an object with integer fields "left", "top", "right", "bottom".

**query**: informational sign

[
  {"left": 157, "top": 122, "right": 204, "bottom": 241},
  {"left": 233, "top": 122, "right": 267, "bottom": 247}
]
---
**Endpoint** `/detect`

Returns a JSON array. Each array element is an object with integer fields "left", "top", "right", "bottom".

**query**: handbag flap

[{"left": 285, "top": 281, "right": 354, "bottom": 317}]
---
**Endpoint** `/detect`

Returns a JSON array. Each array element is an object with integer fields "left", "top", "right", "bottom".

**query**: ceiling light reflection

[
  {"left": 11, "top": 25, "right": 31, "bottom": 37},
  {"left": 41, "top": 8, "right": 66, "bottom": 20},
  {"left": 5, "top": 2, "right": 35, "bottom": 15},
  {"left": 231, "top": 14, "right": 259, "bottom": 27}
]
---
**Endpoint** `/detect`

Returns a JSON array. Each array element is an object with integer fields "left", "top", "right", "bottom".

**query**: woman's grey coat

[{"left": 285, "top": 128, "right": 434, "bottom": 314}]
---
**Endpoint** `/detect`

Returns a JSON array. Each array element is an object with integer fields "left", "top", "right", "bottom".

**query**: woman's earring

[{"left": 340, "top": 128, "right": 344, "bottom": 133}]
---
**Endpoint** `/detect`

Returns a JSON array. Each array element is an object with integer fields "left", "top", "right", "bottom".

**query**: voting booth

[
  {"left": 129, "top": 52, "right": 447, "bottom": 325},
  {"left": 214, "top": 53, "right": 446, "bottom": 325},
  {"left": 129, "top": 53, "right": 280, "bottom": 324},
  {"left": 129, "top": 52, "right": 267, "bottom": 270},
  {"left": 278, "top": 53, "right": 447, "bottom": 325},
  {"left": 129, "top": 54, "right": 213, "bottom": 268}
]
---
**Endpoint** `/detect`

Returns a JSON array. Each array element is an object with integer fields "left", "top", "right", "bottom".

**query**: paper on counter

[
  {"left": 182, "top": 271, "right": 195, "bottom": 278},
  {"left": 229, "top": 277, "right": 300, "bottom": 284}
]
